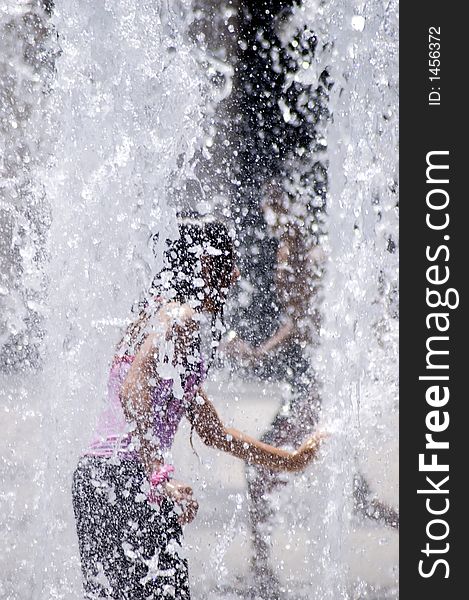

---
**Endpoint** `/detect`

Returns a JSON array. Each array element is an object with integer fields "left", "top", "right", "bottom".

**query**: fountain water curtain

[
  {"left": 1, "top": 1, "right": 398, "bottom": 599},
  {"left": 178, "top": 2, "right": 398, "bottom": 597},
  {"left": 1, "top": 1, "right": 211, "bottom": 597},
  {"left": 298, "top": 0, "right": 399, "bottom": 596}
]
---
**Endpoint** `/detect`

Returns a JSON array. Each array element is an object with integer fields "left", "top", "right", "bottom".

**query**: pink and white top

[{"left": 86, "top": 349, "right": 206, "bottom": 460}]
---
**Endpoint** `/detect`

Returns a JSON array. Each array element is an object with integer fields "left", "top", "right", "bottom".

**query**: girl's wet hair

[
  {"left": 151, "top": 220, "right": 235, "bottom": 310},
  {"left": 154, "top": 220, "right": 235, "bottom": 369},
  {"left": 118, "top": 220, "right": 235, "bottom": 358}
]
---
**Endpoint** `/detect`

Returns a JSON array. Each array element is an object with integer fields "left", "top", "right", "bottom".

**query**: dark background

[{"left": 193, "top": 0, "right": 329, "bottom": 346}]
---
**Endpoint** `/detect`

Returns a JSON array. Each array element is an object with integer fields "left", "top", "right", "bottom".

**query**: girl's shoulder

[
  {"left": 144, "top": 302, "right": 199, "bottom": 351},
  {"left": 156, "top": 302, "right": 198, "bottom": 332},
  {"left": 131, "top": 306, "right": 195, "bottom": 360}
]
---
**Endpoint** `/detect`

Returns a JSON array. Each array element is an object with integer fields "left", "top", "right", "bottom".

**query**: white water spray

[
  {"left": 302, "top": 0, "right": 399, "bottom": 596},
  {"left": 1, "top": 1, "right": 398, "bottom": 598},
  {"left": 1, "top": 1, "right": 211, "bottom": 597}
]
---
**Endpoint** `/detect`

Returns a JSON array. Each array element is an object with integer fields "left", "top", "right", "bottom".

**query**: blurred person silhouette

[
  {"left": 226, "top": 180, "right": 398, "bottom": 595},
  {"left": 226, "top": 179, "right": 324, "bottom": 593}
]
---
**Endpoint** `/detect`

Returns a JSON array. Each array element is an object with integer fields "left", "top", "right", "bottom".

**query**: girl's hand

[
  {"left": 288, "top": 431, "right": 329, "bottom": 472},
  {"left": 162, "top": 480, "right": 199, "bottom": 525}
]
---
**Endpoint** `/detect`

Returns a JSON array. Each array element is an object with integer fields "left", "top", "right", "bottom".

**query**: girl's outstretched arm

[{"left": 186, "top": 389, "right": 325, "bottom": 472}]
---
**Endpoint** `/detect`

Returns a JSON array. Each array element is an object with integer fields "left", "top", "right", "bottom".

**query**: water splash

[
  {"left": 301, "top": 0, "right": 399, "bottom": 596},
  {"left": 1, "top": 1, "right": 211, "bottom": 597},
  {"left": 1, "top": 1, "right": 398, "bottom": 598},
  {"left": 0, "top": 1, "right": 54, "bottom": 372}
]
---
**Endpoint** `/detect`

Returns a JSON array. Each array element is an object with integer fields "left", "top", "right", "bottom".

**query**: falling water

[
  {"left": 174, "top": 1, "right": 398, "bottom": 597},
  {"left": 1, "top": 1, "right": 210, "bottom": 597},
  {"left": 1, "top": 1, "right": 398, "bottom": 599},
  {"left": 300, "top": 0, "right": 399, "bottom": 596}
]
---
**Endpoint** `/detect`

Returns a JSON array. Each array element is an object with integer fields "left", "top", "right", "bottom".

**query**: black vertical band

[{"left": 400, "top": 4, "right": 465, "bottom": 596}]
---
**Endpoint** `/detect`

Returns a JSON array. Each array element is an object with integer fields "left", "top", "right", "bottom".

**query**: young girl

[{"left": 72, "top": 220, "right": 325, "bottom": 600}]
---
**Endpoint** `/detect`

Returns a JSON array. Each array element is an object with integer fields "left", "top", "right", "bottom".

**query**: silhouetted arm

[{"left": 186, "top": 389, "right": 324, "bottom": 472}]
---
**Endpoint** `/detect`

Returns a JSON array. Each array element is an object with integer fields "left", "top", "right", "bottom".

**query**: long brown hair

[{"left": 117, "top": 219, "right": 235, "bottom": 365}]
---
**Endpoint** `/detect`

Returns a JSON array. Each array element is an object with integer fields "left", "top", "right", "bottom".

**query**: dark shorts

[{"left": 72, "top": 456, "right": 190, "bottom": 599}]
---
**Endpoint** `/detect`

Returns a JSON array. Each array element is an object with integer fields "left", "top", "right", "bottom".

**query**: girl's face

[{"left": 201, "top": 259, "right": 240, "bottom": 313}]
